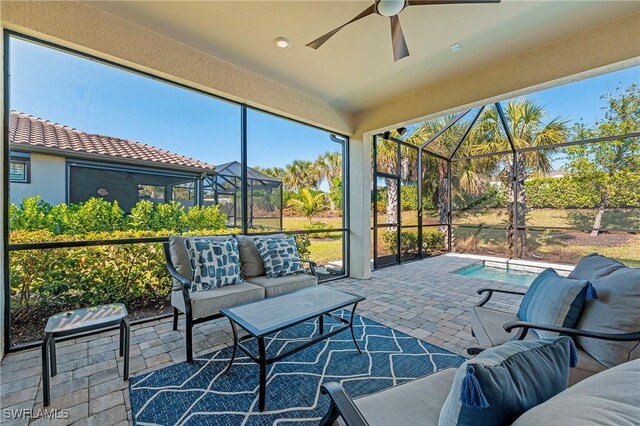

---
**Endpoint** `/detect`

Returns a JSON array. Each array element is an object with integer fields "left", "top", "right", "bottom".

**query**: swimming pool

[{"left": 454, "top": 262, "right": 540, "bottom": 286}]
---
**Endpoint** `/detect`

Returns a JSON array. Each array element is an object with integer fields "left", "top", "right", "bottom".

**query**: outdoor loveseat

[
  {"left": 164, "top": 234, "right": 318, "bottom": 362},
  {"left": 470, "top": 253, "right": 640, "bottom": 384},
  {"left": 320, "top": 357, "right": 640, "bottom": 426}
]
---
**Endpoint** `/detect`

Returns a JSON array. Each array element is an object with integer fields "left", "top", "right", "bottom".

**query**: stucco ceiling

[{"left": 90, "top": 1, "right": 640, "bottom": 114}]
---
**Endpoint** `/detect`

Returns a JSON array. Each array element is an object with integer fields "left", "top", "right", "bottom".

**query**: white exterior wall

[{"left": 9, "top": 153, "right": 66, "bottom": 206}]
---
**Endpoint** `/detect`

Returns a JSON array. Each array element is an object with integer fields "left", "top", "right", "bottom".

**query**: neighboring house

[{"left": 8, "top": 112, "right": 282, "bottom": 229}]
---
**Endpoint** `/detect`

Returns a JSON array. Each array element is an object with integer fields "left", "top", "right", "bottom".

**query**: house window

[
  {"left": 171, "top": 181, "right": 196, "bottom": 201},
  {"left": 138, "top": 184, "right": 165, "bottom": 203},
  {"left": 9, "top": 154, "right": 30, "bottom": 183}
]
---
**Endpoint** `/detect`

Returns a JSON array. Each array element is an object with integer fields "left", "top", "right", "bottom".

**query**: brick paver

[{"left": 0, "top": 254, "right": 524, "bottom": 424}]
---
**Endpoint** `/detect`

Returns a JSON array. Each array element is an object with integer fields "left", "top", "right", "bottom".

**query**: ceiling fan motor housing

[{"left": 376, "top": 0, "right": 408, "bottom": 17}]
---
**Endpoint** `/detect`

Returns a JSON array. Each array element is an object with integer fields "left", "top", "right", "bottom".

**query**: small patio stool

[{"left": 42, "top": 303, "right": 130, "bottom": 406}]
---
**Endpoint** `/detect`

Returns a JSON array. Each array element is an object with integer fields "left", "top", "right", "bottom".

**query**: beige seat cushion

[
  {"left": 513, "top": 359, "right": 640, "bottom": 426},
  {"left": 171, "top": 282, "right": 264, "bottom": 319},
  {"left": 471, "top": 306, "right": 536, "bottom": 347},
  {"left": 471, "top": 306, "right": 606, "bottom": 385},
  {"left": 245, "top": 273, "right": 317, "bottom": 297},
  {"left": 352, "top": 368, "right": 457, "bottom": 426},
  {"left": 569, "top": 347, "right": 608, "bottom": 385}
]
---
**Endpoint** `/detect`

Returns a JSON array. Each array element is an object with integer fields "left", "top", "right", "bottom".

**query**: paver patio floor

[{"left": 0, "top": 254, "right": 524, "bottom": 425}]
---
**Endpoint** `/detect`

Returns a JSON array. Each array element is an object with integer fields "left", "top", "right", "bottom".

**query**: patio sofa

[
  {"left": 320, "top": 358, "right": 640, "bottom": 426},
  {"left": 470, "top": 253, "right": 640, "bottom": 384},
  {"left": 164, "top": 234, "right": 317, "bottom": 362}
]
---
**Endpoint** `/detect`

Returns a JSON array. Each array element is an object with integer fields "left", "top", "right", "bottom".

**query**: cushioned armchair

[
  {"left": 320, "top": 358, "right": 640, "bottom": 426},
  {"left": 470, "top": 254, "right": 640, "bottom": 384},
  {"left": 164, "top": 234, "right": 317, "bottom": 362}
]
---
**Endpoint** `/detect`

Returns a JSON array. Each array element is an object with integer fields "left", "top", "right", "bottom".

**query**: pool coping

[{"left": 444, "top": 253, "right": 575, "bottom": 273}]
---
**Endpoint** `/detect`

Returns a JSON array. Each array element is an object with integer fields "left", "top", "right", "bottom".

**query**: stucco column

[{"left": 348, "top": 133, "right": 372, "bottom": 279}]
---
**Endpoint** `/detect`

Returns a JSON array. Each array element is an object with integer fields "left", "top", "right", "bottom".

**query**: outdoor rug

[{"left": 129, "top": 311, "right": 465, "bottom": 426}]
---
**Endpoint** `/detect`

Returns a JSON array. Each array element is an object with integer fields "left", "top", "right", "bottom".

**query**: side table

[{"left": 42, "top": 303, "right": 130, "bottom": 406}]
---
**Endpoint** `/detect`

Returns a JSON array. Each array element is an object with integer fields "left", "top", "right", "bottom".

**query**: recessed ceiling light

[
  {"left": 451, "top": 43, "right": 462, "bottom": 52},
  {"left": 274, "top": 37, "right": 291, "bottom": 49}
]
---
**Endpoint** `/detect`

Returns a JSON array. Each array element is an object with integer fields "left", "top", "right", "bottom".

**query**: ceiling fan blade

[
  {"left": 408, "top": 0, "right": 500, "bottom": 5},
  {"left": 306, "top": 4, "right": 376, "bottom": 49},
  {"left": 390, "top": 15, "right": 409, "bottom": 61}
]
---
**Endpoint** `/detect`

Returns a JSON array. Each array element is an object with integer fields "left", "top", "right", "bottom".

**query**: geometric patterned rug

[{"left": 129, "top": 312, "right": 465, "bottom": 425}]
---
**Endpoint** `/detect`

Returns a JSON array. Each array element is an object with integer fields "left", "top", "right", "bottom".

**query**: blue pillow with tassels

[
  {"left": 517, "top": 268, "right": 597, "bottom": 339},
  {"left": 439, "top": 337, "right": 577, "bottom": 426}
]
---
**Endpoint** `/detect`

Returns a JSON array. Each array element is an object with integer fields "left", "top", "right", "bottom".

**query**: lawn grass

[{"left": 283, "top": 207, "right": 640, "bottom": 266}]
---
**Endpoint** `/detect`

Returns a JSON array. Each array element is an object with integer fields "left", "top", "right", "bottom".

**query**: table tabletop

[
  {"left": 221, "top": 286, "right": 364, "bottom": 338},
  {"left": 45, "top": 303, "right": 128, "bottom": 335}
]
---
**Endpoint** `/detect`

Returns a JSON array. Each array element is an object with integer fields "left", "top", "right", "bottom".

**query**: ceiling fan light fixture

[
  {"left": 274, "top": 37, "right": 291, "bottom": 49},
  {"left": 376, "top": 0, "right": 407, "bottom": 17}
]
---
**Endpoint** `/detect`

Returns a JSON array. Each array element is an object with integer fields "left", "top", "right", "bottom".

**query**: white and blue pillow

[
  {"left": 254, "top": 237, "right": 304, "bottom": 278},
  {"left": 517, "top": 268, "right": 597, "bottom": 338},
  {"left": 439, "top": 336, "right": 577, "bottom": 426},
  {"left": 185, "top": 236, "right": 242, "bottom": 291}
]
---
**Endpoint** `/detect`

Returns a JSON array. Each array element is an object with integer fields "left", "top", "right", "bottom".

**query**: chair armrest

[
  {"left": 503, "top": 321, "right": 640, "bottom": 342},
  {"left": 301, "top": 259, "right": 318, "bottom": 278},
  {"left": 320, "top": 383, "right": 368, "bottom": 426},
  {"left": 476, "top": 287, "right": 527, "bottom": 307}
]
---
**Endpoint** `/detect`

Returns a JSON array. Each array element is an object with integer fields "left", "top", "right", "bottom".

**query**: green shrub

[
  {"left": 423, "top": 229, "right": 446, "bottom": 254},
  {"left": 400, "top": 185, "right": 418, "bottom": 210},
  {"left": 303, "top": 221, "right": 332, "bottom": 238},
  {"left": 71, "top": 197, "right": 126, "bottom": 233},
  {"left": 525, "top": 172, "right": 640, "bottom": 209},
  {"left": 293, "top": 233, "right": 311, "bottom": 259},
  {"left": 9, "top": 228, "right": 236, "bottom": 313},
  {"left": 185, "top": 204, "right": 228, "bottom": 230},
  {"left": 383, "top": 229, "right": 445, "bottom": 255}
]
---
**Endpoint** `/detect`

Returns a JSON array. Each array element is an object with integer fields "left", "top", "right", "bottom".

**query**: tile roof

[{"left": 9, "top": 111, "right": 216, "bottom": 173}]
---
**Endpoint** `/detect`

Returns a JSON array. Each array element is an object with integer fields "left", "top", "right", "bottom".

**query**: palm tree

[
  {"left": 471, "top": 99, "right": 569, "bottom": 256},
  {"left": 314, "top": 152, "right": 342, "bottom": 210},
  {"left": 282, "top": 160, "right": 321, "bottom": 191},
  {"left": 287, "top": 188, "right": 327, "bottom": 224},
  {"left": 404, "top": 116, "right": 489, "bottom": 235}
]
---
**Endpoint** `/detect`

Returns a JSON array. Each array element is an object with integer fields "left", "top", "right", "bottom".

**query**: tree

[
  {"left": 282, "top": 160, "right": 321, "bottom": 191},
  {"left": 287, "top": 188, "right": 327, "bottom": 224},
  {"left": 315, "top": 151, "right": 342, "bottom": 210},
  {"left": 567, "top": 83, "right": 640, "bottom": 235},
  {"left": 253, "top": 166, "right": 284, "bottom": 179},
  {"left": 472, "top": 100, "right": 569, "bottom": 256}
]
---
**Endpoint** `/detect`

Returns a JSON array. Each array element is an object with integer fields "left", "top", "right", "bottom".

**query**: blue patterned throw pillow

[
  {"left": 184, "top": 237, "right": 242, "bottom": 292},
  {"left": 439, "top": 337, "right": 577, "bottom": 426},
  {"left": 518, "top": 268, "right": 597, "bottom": 338},
  {"left": 254, "top": 237, "right": 304, "bottom": 278}
]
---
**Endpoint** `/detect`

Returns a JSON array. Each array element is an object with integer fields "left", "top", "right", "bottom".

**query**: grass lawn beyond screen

[{"left": 285, "top": 208, "right": 640, "bottom": 266}]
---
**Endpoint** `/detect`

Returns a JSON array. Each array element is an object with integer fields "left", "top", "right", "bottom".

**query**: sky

[
  {"left": 8, "top": 36, "right": 640, "bottom": 172},
  {"left": 8, "top": 37, "right": 341, "bottom": 170}
]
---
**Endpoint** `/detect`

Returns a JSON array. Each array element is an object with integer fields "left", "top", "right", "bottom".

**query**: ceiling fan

[{"left": 306, "top": 0, "right": 501, "bottom": 62}]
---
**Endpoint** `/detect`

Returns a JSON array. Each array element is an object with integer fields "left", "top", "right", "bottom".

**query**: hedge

[
  {"left": 382, "top": 228, "right": 446, "bottom": 255},
  {"left": 8, "top": 197, "right": 312, "bottom": 317},
  {"left": 525, "top": 172, "right": 640, "bottom": 209}
]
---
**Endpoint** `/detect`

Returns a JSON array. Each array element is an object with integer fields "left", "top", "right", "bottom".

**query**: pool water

[{"left": 454, "top": 263, "right": 539, "bottom": 286}]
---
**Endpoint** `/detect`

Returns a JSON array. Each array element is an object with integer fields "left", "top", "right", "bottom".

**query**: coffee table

[{"left": 220, "top": 286, "right": 365, "bottom": 411}]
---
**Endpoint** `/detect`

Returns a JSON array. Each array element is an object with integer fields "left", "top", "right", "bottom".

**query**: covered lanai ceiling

[{"left": 90, "top": 1, "right": 639, "bottom": 114}]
